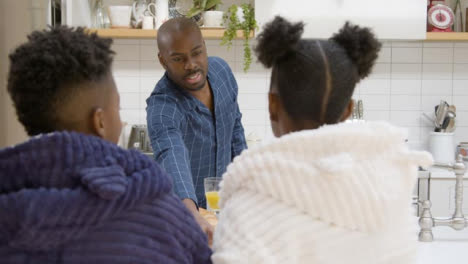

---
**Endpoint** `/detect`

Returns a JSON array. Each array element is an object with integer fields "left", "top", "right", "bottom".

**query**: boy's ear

[
  {"left": 92, "top": 108, "right": 106, "bottom": 139},
  {"left": 269, "top": 93, "right": 279, "bottom": 122},
  {"left": 158, "top": 52, "right": 167, "bottom": 70}
]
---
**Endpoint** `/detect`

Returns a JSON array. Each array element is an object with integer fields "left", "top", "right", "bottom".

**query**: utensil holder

[{"left": 429, "top": 132, "right": 455, "bottom": 164}]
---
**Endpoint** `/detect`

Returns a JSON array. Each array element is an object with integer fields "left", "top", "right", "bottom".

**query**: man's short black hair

[{"left": 7, "top": 26, "right": 115, "bottom": 136}]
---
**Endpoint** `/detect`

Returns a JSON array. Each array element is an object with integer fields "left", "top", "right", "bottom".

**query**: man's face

[{"left": 158, "top": 29, "right": 208, "bottom": 92}]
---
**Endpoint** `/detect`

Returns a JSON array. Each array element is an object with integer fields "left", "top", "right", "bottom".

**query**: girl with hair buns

[{"left": 211, "top": 16, "right": 432, "bottom": 264}]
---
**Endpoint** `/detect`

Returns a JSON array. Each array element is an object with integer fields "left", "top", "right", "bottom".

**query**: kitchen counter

[{"left": 417, "top": 227, "right": 468, "bottom": 263}]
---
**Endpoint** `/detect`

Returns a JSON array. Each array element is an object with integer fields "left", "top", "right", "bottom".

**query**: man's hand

[{"left": 182, "top": 199, "right": 214, "bottom": 245}]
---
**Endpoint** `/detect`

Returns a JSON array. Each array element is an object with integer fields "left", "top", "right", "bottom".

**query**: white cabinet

[{"left": 255, "top": 0, "right": 427, "bottom": 39}]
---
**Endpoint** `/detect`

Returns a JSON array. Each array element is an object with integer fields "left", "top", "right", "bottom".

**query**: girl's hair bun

[
  {"left": 331, "top": 22, "right": 381, "bottom": 79},
  {"left": 255, "top": 16, "right": 304, "bottom": 68}
]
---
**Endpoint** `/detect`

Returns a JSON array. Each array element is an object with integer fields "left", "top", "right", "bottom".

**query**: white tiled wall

[{"left": 113, "top": 39, "right": 468, "bottom": 150}]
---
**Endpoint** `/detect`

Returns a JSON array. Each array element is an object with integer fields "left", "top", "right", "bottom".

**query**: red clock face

[{"left": 428, "top": 4, "right": 454, "bottom": 29}]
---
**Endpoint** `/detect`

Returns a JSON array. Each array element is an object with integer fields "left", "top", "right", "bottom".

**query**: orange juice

[{"left": 205, "top": 191, "right": 220, "bottom": 210}]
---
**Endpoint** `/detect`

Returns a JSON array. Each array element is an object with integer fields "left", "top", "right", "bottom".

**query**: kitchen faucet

[{"left": 418, "top": 155, "right": 467, "bottom": 242}]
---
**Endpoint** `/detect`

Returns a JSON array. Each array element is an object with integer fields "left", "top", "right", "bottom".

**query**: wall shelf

[
  {"left": 88, "top": 29, "right": 468, "bottom": 42},
  {"left": 88, "top": 28, "right": 251, "bottom": 39},
  {"left": 426, "top": 32, "right": 468, "bottom": 41}
]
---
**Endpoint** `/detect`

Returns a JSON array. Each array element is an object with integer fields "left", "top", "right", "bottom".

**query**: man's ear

[
  {"left": 340, "top": 99, "right": 354, "bottom": 121},
  {"left": 158, "top": 52, "right": 167, "bottom": 70},
  {"left": 92, "top": 108, "right": 106, "bottom": 139},
  {"left": 269, "top": 93, "right": 279, "bottom": 123}
]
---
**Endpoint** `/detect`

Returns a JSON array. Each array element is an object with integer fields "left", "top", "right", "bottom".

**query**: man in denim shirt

[{"left": 146, "top": 18, "right": 247, "bottom": 242}]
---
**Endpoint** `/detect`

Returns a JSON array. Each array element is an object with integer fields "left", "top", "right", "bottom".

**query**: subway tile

[
  {"left": 241, "top": 109, "right": 268, "bottom": 125},
  {"left": 423, "top": 42, "right": 454, "bottom": 48},
  {"left": 391, "top": 41, "right": 423, "bottom": 48},
  {"left": 120, "top": 93, "right": 140, "bottom": 109},
  {"left": 376, "top": 47, "right": 391, "bottom": 63},
  {"left": 243, "top": 125, "right": 268, "bottom": 140},
  {"left": 358, "top": 79, "right": 390, "bottom": 94},
  {"left": 423, "top": 48, "right": 453, "bottom": 63},
  {"left": 120, "top": 109, "right": 142, "bottom": 124},
  {"left": 234, "top": 61, "right": 269, "bottom": 78},
  {"left": 113, "top": 44, "right": 140, "bottom": 61},
  {"left": 139, "top": 93, "right": 149, "bottom": 109},
  {"left": 205, "top": 39, "right": 222, "bottom": 46},
  {"left": 113, "top": 39, "right": 139, "bottom": 45},
  {"left": 140, "top": 77, "right": 159, "bottom": 95},
  {"left": 421, "top": 95, "right": 453, "bottom": 112},
  {"left": 420, "top": 126, "right": 434, "bottom": 147},
  {"left": 140, "top": 45, "right": 158, "bottom": 61},
  {"left": 109, "top": 38, "right": 468, "bottom": 150},
  {"left": 237, "top": 77, "right": 269, "bottom": 94},
  {"left": 140, "top": 60, "right": 165, "bottom": 77},
  {"left": 454, "top": 42, "right": 468, "bottom": 48},
  {"left": 406, "top": 126, "right": 421, "bottom": 141},
  {"left": 264, "top": 127, "right": 275, "bottom": 140},
  {"left": 112, "top": 61, "right": 139, "bottom": 77},
  {"left": 391, "top": 79, "right": 421, "bottom": 95},
  {"left": 115, "top": 77, "right": 140, "bottom": 93},
  {"left": 390, "top": 111, "right": 421, "bottom": 126},
  {"left": 392, "top": 48, "right": 422, "bottom": 63},
  {"left": 453, "top": 80, "right": 468, "bottom": 95},
  {"left": 359, "top": 95, "right": 390, "bottom": 110},
  {"left": 238, "top": 93, "right": 267, "bottom": 110},
  {"left": 207, "top": 45, "right": 235, "bottom": 62},
  {"left": 420, "top": 111, "right": 436, "bottom": 127},
  {"left": 139, "top": 39, "right": 157, "bottom": 46},
  {"left": 406, "top": 141, "right": 425, "bottom": 151},
  {"left": 391, "top": 95, "right": 421, "bottom": 111},
  {"left": 422, "top": 64, "right": 452, "bottom": 80},
  {"left": 454, "top": 48, "right": 468, "bottom": 63},
  {"left": 368, "top": 63, "right": 391, "bottom": 79},
  {"left": 391, "top": 64, "right": 422, "bottom": 79},
  {"left": 381, "top": 41, "right": 392, "bottom": 47},
  {"left": 453, "top": 64, "right": 468, "bottom": 79},
  {"left": 422, "top": 80, "right": 452, "bottom": 95},
  {"left": 454, "top": 127, "right": 468, "bottom": 144},
  {"left": 456, "top": 111, "right": 468, "bottom": 126},
  {"left": 139, "top": 110, "right": 147, "bottom": 123},
  {"left": 363, "top": 110, "right": 390, "bottom": 121},
  {"left": 453, "top": 96, "right": 468, "bottom": 111}
]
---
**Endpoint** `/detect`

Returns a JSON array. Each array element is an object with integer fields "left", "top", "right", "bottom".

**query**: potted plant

[
  {"left": 221, "top": 4, "right": 257, "bottom": 72},
  {"left": 186, "top": 0, "right": 223, "bottom": 27}
]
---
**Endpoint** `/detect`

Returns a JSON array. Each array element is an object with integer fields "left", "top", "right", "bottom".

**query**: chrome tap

[{"left": 418, "top": 155, "right": 467, "bottom": 242}]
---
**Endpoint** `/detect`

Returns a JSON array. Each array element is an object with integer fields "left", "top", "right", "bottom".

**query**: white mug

[
  {"left": 108, "top": 5, "right": 132, "bottom": 28},
  {"left": 148, "top": 0, "right": 169, "bottom": 29},
  {"left": 142, "top": 16, "right": 154, "bottom": 29},
  {"left": 429, "top": 132, "right": 455, "bottom": 164}
]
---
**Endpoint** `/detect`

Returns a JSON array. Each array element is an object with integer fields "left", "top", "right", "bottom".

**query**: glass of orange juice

[{"left": 204, "top": 177, "right": 221, "bottom": 214}]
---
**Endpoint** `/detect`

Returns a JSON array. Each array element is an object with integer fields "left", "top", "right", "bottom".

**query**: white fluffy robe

[{"left": 212, "top": 121, "right": 433, "bottom": 264}]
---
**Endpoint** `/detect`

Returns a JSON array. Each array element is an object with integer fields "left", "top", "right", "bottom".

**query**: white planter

[{"left": 203, "top": 10, "right": 223, "bottom": 27}]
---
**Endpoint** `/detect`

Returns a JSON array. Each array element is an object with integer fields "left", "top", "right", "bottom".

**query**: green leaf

[
  {"left": 186, "top": 7, "right": 202, "bottom": 18},
  {"left": 205, "top": 0, "right": 222, "bottom": 10},
  {"left": 201, "top": 0, "right": 208, "bottom": 9},
  {"left": 220, "top": 4, "right": 257, "bottom": 72}
]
